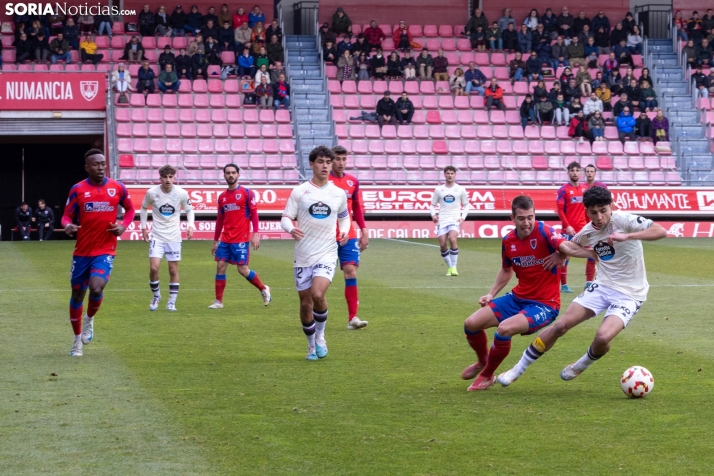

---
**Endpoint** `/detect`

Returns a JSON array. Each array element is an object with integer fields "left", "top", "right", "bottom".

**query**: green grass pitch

[{"left": 1, "top": 238, "right": 714, "bottom": 475}]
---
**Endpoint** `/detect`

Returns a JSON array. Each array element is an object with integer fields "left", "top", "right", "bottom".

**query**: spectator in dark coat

[
  {"left": 159, "top": 45, "right": 175, "bottom": 70},
  {"left": 62, "top": 17, "right": 79, "bottom": 50},
  {"left": 323, "top": 40, "right": 337, "bottom": 64},
  {"left": 218, "top": 21, "right": 235, "bottom": 51},
  {"left": 376, "top": 91, "right": 396, "bottom": 127},
  {"left": 201, "top": 20, "right": 218, "bottom": 43},
  {"left": 267, "top": 35, "right": 284, "bottom": 64},
  {"left": 464, "top": 8, "right": 489, "bottom": 36},
  {"left": 331, "top": 7, "right": 352, "bottom": 35},
  {"left": 502, "top": 23, "right": 518, "bottom": 52},
  {"left": 15, "top": 202, "right": 32, "bottom": 240},
  {"left": 541, "top": 8, "right": 558, "bottom": 38},
  {"left": 192, "top": 51, "right": 209, "bottom": 80},
  {"left": 32, "top": 31, "right": 50, "bottom": 62},
  {"left": 170, "top": 5, "right": 189, "bottom": 36},
  {"left": 635, "top": 111, "right": 652, "bottom": 139},
  {"left": 370, "top": 48, "right": 387, "bottom": 79},
  {"left": 350, "top": 35, "right": 371, "bottom": 56},
  {"left": 203, "top": 6, "right": 218, "bottom": 28},
  {"left": 610, "top": 23, "right": 628, "bottom": 46},
  {"left": 122, "top": 36, "right": 145, "bottom": 62},
  {"left": 573, "top": 11, "right": 591, "bottom": 35},
  {"left": 525, "top": 51, "right": 542, "bottom": 83},
  {"left": 395, "top": 92, "right": 414, "bottom": 124},
  {"left": 557, "top": 7, "right": 575, "bottom": 38},
  {"left": 175, "top": 48, "right": 192, "bottom": 79},
  {"left": 186, "top": 5, "right": 203, "bottom": 35},
  {"left": 519, "top": 94, "right": 536, "bottom": 130},
  {"left": 138, "top": 5, "right": 155, "bottom": 36},
  {"left": 591, "top": 10, "right": 611, "bottom": 34},
  {"left": 33, "top": 199, "right": 55, "bottom": 241},
  {"left": 622, "top": 12, "right": 636, "bottom": 33},
  {"left": 266, "top": 20, "right": 283, "bottom": 43},
  {"left": 137, "top": 60, "right": 155, "bottom": 94}
]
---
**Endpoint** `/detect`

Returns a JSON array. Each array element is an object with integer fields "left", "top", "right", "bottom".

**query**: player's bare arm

[
  {"left": 186, "top": 226, "right": 194, "bottom": 240},
  {"left": 480, "top": 267, "right": 514, "bottom": 306},
  {"left": 64, "top": 224, "right": 80, "bottom": 236},
  {"left": 358, "top": 231, "right": 369, "bottom": 251},
  {"left": 107, "top": 223, "right": 126, "bottom": 236},
  {"left": 251, "top": 232, "right": 260, "bottom": 250},
  {"left": 559, "top": 241, "right": 599, "bottom": 260},
  {"left": 608, "top": 223, "right": 667, "bottom": 245},
  {"left": 211, "top": 240, "right": 219, "bottom": 255}
]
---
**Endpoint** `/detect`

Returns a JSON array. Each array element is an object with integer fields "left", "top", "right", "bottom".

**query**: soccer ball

[{"left": 620, "top": 366, "right": 654, "bottom": 398}]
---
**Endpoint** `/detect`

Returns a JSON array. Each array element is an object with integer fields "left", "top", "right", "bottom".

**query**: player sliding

[
  {"left": 498, "top": 187, "right": 667, "bottom": 387},
  {"left": 140, "top": 165, "right": 195, "bottom": 311},
  {"left": 281, "top": 146, "right": 350, "bottom": 361},
  {"left": 209, "top": 163, "right": 271, "bottom": 309},
  {"left": 329, "top": 146, "right": 369, "bottom": 330},
  {"left": 61, "top": 149, "right": 136, "bottom": 357},
  {"left": 430, "top": 166, "right": 469, "bottom": 276},
  {"left": 461, "top": 196, "right": 594, "bottom": 390},
  {"left": 556, "top": 161, "right": 595, "bottom": 292}
]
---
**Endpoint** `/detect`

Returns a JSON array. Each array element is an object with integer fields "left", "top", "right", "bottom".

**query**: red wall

[
  {"left": 480, "top": 1, "right": 633, "bottom": 29},
  {"left": 318, "top": 0, "right": 467, "bottom": 28},
  {"left": 673, "top": 1, "right": 709, "bottom": 15}
]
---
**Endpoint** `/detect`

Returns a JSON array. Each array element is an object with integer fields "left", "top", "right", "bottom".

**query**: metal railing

[{"left": 106, "top": 75, "right": 118, "bottom": 177}]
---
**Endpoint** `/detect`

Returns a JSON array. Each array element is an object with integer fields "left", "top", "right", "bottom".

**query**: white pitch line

[{"left": 386, "top": 238, "right": 441, "bottom": 248}]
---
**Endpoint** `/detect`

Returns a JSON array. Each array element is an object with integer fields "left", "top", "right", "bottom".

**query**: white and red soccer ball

[{"left": 620, "top": 366, "right": 654, "bottom": 398}]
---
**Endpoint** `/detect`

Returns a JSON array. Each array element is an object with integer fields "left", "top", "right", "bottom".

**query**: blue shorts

[
  {"left": 338, "top": 238, "right": 360, "bottom": 269},
  {"left": 215, "top": 241, "right": 250, "bottom": 266},
  {"left": 70, "top": 255, "right": 114, "bottom": 290},
  {"left": 488, "top": 293, "right": 559, "bottom": 335}
]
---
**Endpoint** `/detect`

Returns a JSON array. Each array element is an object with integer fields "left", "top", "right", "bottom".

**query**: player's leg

[
  {"left": 237, "top": 254, "right": 271, "bottom": 306},
  {"left": 296, "top": 266, "right": 318, "bottom": 360},
  {"left": 560, "top": 258, "right": 572, "bottom": 293},
  {"left": 81, "top": 259, "right": 111, "bottom": 348},
  {"left": 166, "top": 260, "right": 179, "bottom": 311},
  {"left": 339, "top": 239, "right": 367, "bottom": 329},
  {"left": 211, "top": 243, "right": 230, "bottom": 308},
  {"left": 462, "top": 305, "right": 500, "bottom": 381},
  {"left": 564, "top": 294, "right": 639, "bottom": 380},
  {"left": 447, "top": 230, "right": 459, "bottom": 276},
  {"left": 584, "top": 257, "right": 596, "bottom": 289},
  {"left": 69, "top": 282, "right": 88, "bottom": 356},
  {"left": 310, "top": 276, "right": 332, "bottom": 358},
  {"left": 498, "top": 301, "right": 596, "bottom": 386},
  {"left": 149, "top": 256, "right": 162, "bottom": 311},
  {"left": 437, "top": 232, "right": 452, "bottom": 275}
]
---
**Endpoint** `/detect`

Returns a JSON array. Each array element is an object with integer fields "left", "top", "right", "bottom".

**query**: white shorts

[
  {"left": 149, "top": 240, "right": 182, "bottom": 261},
  {"left": 294, "top": 260, "right": 337, "bottom": 291},
  {"left": 436, "top": 222, "right": 460, "bottom": 237},
  {"left": 573, "top": 283, "right": 643, "bottom": 327}
]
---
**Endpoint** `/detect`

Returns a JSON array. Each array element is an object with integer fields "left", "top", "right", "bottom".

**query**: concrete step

[
  {"left": 295, "top": 108, "right": 330, "bottom": 121},
  {"left": 678, "top": 139, "right": 710, "bottom": 153},
  {"left": 684, "top": 155, "right": 714, "bottom": 169}
]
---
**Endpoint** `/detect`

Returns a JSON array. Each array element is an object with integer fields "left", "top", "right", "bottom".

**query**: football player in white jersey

[
  {"left": 281, "top": 146, "right": 350, "bottom": 361},
  {"left": 140, "top": 165, "right": 195, "bottom": 311},
  {"left": 430, "top": 166, "right": 470, "bottom": 276},
  {"left": 498, "top": 186, "right": 667, "bottom": 387}
]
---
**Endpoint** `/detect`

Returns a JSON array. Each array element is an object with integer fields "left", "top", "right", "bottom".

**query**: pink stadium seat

[
  {"left": 536, "top": 171, "right": 553, "bottom": 184},
  {"left": 368, "top": 140, "right": 384, "bottom": 154},
  {"left": 477, "top": 125, "right": 493, "bottom": 139},
  {"left": 400, "top": 140, "right": 417, "bottom": 154},
  {"left": 215, "top": 139, "right": 230, "bottom": 153},
  {"left": 544, "top": 141, "right": 560, "bottom": 154},
  {"left": 445, "top": 125, "right": 460, "bottom": 139},
  {"left": 404, "top": 81, "right": 420, "bottom": 95},
  {"left": 414, "top": 140, "right": 430, "bottom": 154},
  {"left": 456, "top": 110, "right": 473, "bottom": 124},
  {"left": 592, "top": 141, "right": 608, "bottom": 154},
  {"left": 464, "top": 141, "right": 480, "bottom": 155},
  {"left": 360, "top": 96, "right": 376, "bottom": 109},
  {"left": 439, "top": 25, "right": 453, "bottom": 37},
  {"left": 117, "top": 124, "right": 132, "bottom": 137},
  {"left": 326, "top": 65, "right": 337, "bottom": 78},
  {"left": 178, "top": 109, "right": 194, "bottom": 123},
  {"left": 130, "top": 94, "right": 145, "bottom": 107},
  {"left": 649, "top": 171, "right": 666, "bottom": 185},
  {"left": 198, "top": 124, "right": 214, "bottom": 138},
  {"left": 164, "top": 124, "right": 180, "bottom": 137},
  {"left": 409, "top": 25, "right": 423, "bottom": 36},
  {"left": 430, "top": 125, "right": 445, "bottom": 139},
  {"left": 336, "top": 124, "right": 348, "bottom": 138},
  {"left": 505, "top": 111, "right": 521, "bottom": 124},
  {"left": 381, "top": 125, "right": 397, "bottom": 139},
  {"left": 629, "top": 157, "right": 645, "bottom": 170},
  {"left": 604, "top": 126, "right": 619, "bottom": 140},
  {"left": 613, "top": 156, "right": 628, "bottom": 169},
  {"left": 349, "top": 124, "right": 366, "bottom": 139},
  {"left": 617, "top": 171, "right": 634, "bottom": 185},
  {"left": 182, "top": 139, "right": 198, "bottom": 153},
  {"left": 576, "top": 141, "right": 592, "bottom": 154},
  {"left": 520, "top": 156, "right": 537, "bottom": 169},
  {"left": 384, "top": 140, "right": 401, "bottom": 155},
  {"left": 342, "top": 80, "right": 357, "bottom": 94},
  {"left": 403, "top": 156, "right": 419, "bottom": 170},
  {"left": 413, "top": 125, "right": 429, "bottom": 139},
  {"left": 231, "top": 139, "right": 247, "bottom": 153},
  {"left": 474, "top": 110, "right": 490, "bottom": 124},
  {"left": 490, "top": 110, "right": 506, "bottom": 124},
  {"left": 488, "top": 170, "right": 505, "bottom": 185},
  {"left": 528, "top": 141, "right": 545, "bottom": 154},
  {"left": 373, "top": 81, "right": 388, "bottom": 95},
  {"left": 420, "top": 81, "right": 436, "bottom": 95},
  {"left": 432, "top": 140, "right": 448, "bottom": 154},
  {"left": 263, "top": 140, "right": 279, "bottom": 154},
  {"left": 481, "top": 140, "right": 497, "bottom": 154},
  {"left": 397, "top": 125, "right": 413, "bottom": 139},
  {"left": 412, "top": 111, "right": 427, "bottom": 124},
  {"left": 624, "top": 142, "right": 639, "bottom": 155},
  {"left": 493, "top": 125, "right": 508, "bottom": 139},
  {"left": 245, "top": 124, "right": 261, "bottom": 138},
  {"left": 448, "top": 141, "right": 465, "bottom": 154},
  {"left": 225, "top": 95, "right": 241, "bottom": 108},
  {"left": 560, "top": 141, "right": 576, "bottom": 154},
  {"left": 196, "top": 109, "right": 212, "bottom": 123},
  {"left": 644, "top": 156, "right": 660, "bottom": 170},
  {"left": 351, "top": 140, "right": 368, "bottom": 154},
  {"left": 132, "top": 123, "right": 148, "bottom": 137},
  {"left": 511, "top": 140, "right": 527, "bottom": 154},
  {"left": 178, "top": 81, "right": 192, "bottom": 93},
  {"left": 524, "top": 126, "right": 540, "bottom": 139},
  {"left": 441, "top": 38, "right": 457, "bottom": 51},
  {"left": 344, "top": 96, "right": 360, "bottom": 108},
  {"left": 328, "top": 80, "right": 341, "bottom": 94},
  {"left": 608, "top": 141, "right": 624, "bottom": 155},
  {"left": 454, "top": 96, "right": 470, "bottom": 109},
  {"left": 456, "top": 38, "right": 471, "bottom": 51},
  {"left": 245, "top": 139, "right": 262, "bottom": 154},
  {"left": 470, "top": 96, "right": 485, "bottom": 108},
  {"left": 181, "top": 123, "right": 197, "bottom": 138},
  {"left": 116, "top": 109, "right": 131, "bottom": 122}
]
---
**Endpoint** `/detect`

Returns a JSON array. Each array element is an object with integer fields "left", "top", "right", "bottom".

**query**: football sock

[
  {"left": 449, "top": 248, "right": 459, "bottom": 267},
  {"left": 69, "top": 298, "right": 83, "bottom": 335},
  {"left": 150, "top": 280, "right": 160, "bottom": 297},
  {"left": 302, "top": 319, "right": 316, "bottom": 347},
  {"left": 345, "top": 278, "right": 359, "bottom": 320},
  {"left": 561, "top": 261, "right": 569, "bottom": 285},
  {"left": 314, "top": 309, "right": 328, "bottom": 336},
  {"left": 585, "top": 258, "right": 596, "bottom": 282},
  {"left": 464, "top": 327, "right": 489, "bottom": 364},
  {"left": 87, "top": 293, "right": 103, "bottom": 318},
  {"left": 215, "top": 274, "right": 226, "bottom": 302},
  {"left": 441, "top": 249, "right": 451, "bottom": 267},
  {"left": 168, "top": 283, "right": 179, "bottom": 304},
  {"left": 572, "top": 345, "right": 603, "bottom": 372},
  {"left": 480, "top": 333, "right": 512, "bottom": 378},
  {"left": 245, "top": 270, "right": 266, "bottom": 291},
  {"left": 514, "top": 337, "right": 547, "bottom": 373}
]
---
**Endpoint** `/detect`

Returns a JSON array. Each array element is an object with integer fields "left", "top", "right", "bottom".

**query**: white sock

[
  {"left": 449, "top": 248, "right": 459, "bottom": 267},
  {"left": 74, "top": 334, "right": 82, "bottom": 342},
  {"left": 169, "top": 282, "right": 179, "bottom": 304},
  {"left": 314, "top": 309, "right": 327, "bottom": 337},
  {"left": 441, "top": 249, "right": 451, "bottom": 267},
  {"left": 150, "top": 280, "right": 160, "bottom": 297},
  {"left": 572, "top": 346, "right": 602, "bottom": 372},
  {"left": 302, "top": 320, "right": 316, "bottom": 348}
]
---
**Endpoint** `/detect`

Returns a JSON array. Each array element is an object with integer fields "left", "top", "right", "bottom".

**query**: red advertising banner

[
  {"left": 0, "top": 73, "right": 107, "bottom": 110},
  {"left": 126, "top": 185, "right": 714, "bottom": 216},
  {"left": 119, "top": 220, "right": 714, "bottom": 240}
]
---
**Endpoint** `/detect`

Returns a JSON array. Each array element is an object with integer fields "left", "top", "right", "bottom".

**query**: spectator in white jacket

[
  {"left": 583, "top": 92, "right": 603, "bottom": 118},
  {"left": 111, "top": 63, "right": 134, "bottom": 92},
  {"left": 254, "top": 63, "right": 271, "bottom": 84},
  {"left": 626, "top": 25, "right": 643, "bottom": 55}
]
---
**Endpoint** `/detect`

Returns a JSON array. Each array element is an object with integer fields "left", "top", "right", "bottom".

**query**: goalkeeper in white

[
  {"left": 430, "top": 166, "right": 470, "bottom": 276},
  {"left": 140, "top": 165, "right": 195, "bottom": 311}
]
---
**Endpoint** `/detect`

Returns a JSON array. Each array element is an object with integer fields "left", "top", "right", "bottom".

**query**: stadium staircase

[
  {"left": 286, "top": 34, "right": 335, "bottom": 179},
  {"left": 648, "top": 38, "right": 711, "bottom": 184}
]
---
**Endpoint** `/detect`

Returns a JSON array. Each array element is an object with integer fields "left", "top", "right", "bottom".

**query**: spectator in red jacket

[
  {"left": 362, "top": 21, "right": 385, "bottom": 51},
  {"left": 485, "top": 77, "right": 506, "bottom": 111},
  {"left": 232, "top": 7, "right": 248, "bottom": 28},
  {"left": 393, "top": 21, "right": 413, "bottom": 51}
]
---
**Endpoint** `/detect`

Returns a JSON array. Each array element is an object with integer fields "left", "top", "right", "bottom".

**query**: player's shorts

[
  {"left": 573, "top": 283, "right": 643, "bottom": 327},
  {"left": 337, "top": 238, "right": 360, "bottom": 269},
  {"left": 70, "top": 254, "right": 114, "bottom": 290},
  {"left": 294, "top": 260, "right": 337, "bottom": 291},
  {"left": 488, "top": 293, "right": 559, "bottom": 335},
  {"left": 215, "top": 241, "right": 250, "bottom": 266},
  {"left": 436, "top": 222, "right": 460, "bottom": 237},
  {"left": 149, "top": 240, "right": 182, "bottom": 261}
]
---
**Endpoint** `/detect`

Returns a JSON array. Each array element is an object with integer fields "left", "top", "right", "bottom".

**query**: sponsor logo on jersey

[
  {"left": 107, "top": 188, "right": 116, "bottom": 197},
  {"left": 224, "top": 204, "right": 240, "bottom": 211},
  {"left": 570, "top": 196, "right": 583, "bottom": 203},
  {"left": 309, "top": 202, "right": 331, "bottom": 219},
  {"left": 159, "top": 204, "right": 176, "bottom": 216},
  {"left": 84, "top": 202, "right": 114, "bottom": 212},
  {"left": 444, "top": 194, "right": 456, "bottom": 203},
  {"left": 594, "top": 241, "right": 615, "bottom": 261},
  {"left": 511, "top": 255, "right": 545, "bottom": 267},
  {"left": 314, "top": 262, "right": 333, "bottom": 272}
]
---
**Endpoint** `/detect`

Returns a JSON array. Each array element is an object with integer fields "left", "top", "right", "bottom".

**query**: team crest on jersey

[
  {"left": 347, "top": 180, "right": 353, "bottom": 187},
  {"left": 511, "top": 244, "right": 517, "bottom": 251},
  {"left": 309, "top": 202, "right": 331, "bottom": 219},
  {"left": 235, "top": 193, "right": 242, "bottom": 200},
  {"left": 530, "top": 239, "right": 537, "bottom": 249},
  {"left": 107, "top": 188, "right": 116, "bottom": 197}
]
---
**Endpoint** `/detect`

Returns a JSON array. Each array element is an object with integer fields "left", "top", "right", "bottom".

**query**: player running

[
  {"left": 556, "top": 161, "right": 593, "bottom": 292},
  {"left": 139, "top": 165, "right": 195, "bottom": 311},
  {"left": 461, "top": 196, "right": 594, "bottom": 390},
  {"left": 584, "top": 164, "right": 608, "bottom": 189},
  {"left": 430, "top": 166, "right": 469, "bottom": 276},
  {"left": 498, "top": 187, "right": 667, "bottom": 387},
  {"left": 61, "top": 149, "right": 136, "bottom": 357},
  {"left": 209, "top": 163, "right": 271, "bottom": 309},
  {"left": 329, "top": 145, "right": 369, "bottom": 330},
  {"left": 281, "top": 146, "right": 350, "bottom": 361}
]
